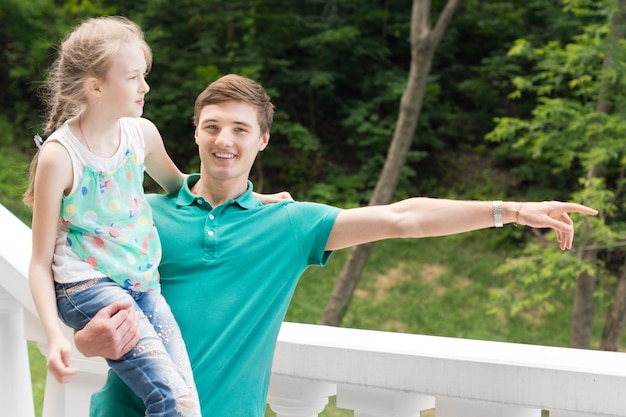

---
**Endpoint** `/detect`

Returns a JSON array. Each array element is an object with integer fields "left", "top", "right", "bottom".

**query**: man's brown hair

[{"left": 193, "top": 74, "right": 275, "bottom": 135}]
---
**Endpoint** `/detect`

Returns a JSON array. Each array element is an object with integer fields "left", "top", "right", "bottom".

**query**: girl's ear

[{"left": 84, "top": 77, "right": 102, "bottom": 100}]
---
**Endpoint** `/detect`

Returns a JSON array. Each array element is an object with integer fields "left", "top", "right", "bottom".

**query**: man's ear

[
  {"left": 258, "top": 132, "right": 270, "bottom": 151},
  {"left": 194, "top": 127, "right": 199, "bottom": 144}
]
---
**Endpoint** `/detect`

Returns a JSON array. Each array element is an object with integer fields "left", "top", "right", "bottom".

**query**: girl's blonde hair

[{"left": 23, "top": 16, "right": 152, "bottom": 206}]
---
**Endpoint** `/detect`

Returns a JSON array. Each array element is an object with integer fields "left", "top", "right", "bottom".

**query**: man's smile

[{"left": 214, "top": 152, "right": 235, "bottom": 159}]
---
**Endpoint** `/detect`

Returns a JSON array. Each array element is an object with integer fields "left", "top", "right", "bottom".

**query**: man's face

[{"left": 194, "top": 100, "right": 269, "bottom": 183}]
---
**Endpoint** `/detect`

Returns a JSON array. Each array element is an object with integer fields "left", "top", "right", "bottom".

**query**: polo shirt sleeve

[
  {"left": 285, "top": 202, "right": 342, "bottom": 265},
  {"left": 89, "top": 370, "right": 143, "bottom": 417}
]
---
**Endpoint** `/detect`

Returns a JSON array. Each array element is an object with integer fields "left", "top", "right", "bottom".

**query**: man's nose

[{"left": 214, "top": 130, "right": 233, "bottom": 146}]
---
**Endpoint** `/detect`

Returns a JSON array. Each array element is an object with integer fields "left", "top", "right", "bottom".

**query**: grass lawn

[{"left": 29, "top": 342, "right": 46, "bottom": 417}]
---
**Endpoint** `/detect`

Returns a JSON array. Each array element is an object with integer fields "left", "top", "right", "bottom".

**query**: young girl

[{"left": 25, "top": 16, "right": 200, "bottom": 417}]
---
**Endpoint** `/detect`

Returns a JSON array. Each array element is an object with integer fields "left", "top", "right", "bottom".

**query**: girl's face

[{"left": 99, "top": 41, "right": 150, "bottom": 119}]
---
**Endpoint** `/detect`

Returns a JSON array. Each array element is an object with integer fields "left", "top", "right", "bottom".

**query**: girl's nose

[{"left": 140, "top": 77, "right": 150, "bottom": 93}]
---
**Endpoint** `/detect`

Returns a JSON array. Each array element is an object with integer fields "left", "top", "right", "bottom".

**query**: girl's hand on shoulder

[{"left": 254, "top": 191, "right": 294, "bottom": 205}]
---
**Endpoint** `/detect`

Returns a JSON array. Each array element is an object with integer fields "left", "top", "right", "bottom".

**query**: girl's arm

[
  {"left": 29, "top": 142, "right": 79, "bottom": 383},
  {"left": 138, "top": 117, "right": 186, "bottom": 194}
]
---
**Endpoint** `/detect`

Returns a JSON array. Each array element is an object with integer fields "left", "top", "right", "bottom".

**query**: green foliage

[
  {"left": 0, "top": 146, "right": 32, "bottom": 223},
  {"left": 0, "top": 116, "right": 33, "bottom": 222},
  {"left": 487, "top": 0, "right": 626, "bottom": 324},
  {"left": 488, "top": 241, "right": 596, "bottom": 317},
  {"left": 487, "top": 1, "right": 626, "bottom": 202},
  {"left": 4, "top": 0, "right": 598, "bottom": 201}
]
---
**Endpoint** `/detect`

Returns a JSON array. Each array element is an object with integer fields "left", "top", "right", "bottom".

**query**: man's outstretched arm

[{"left": 326, "top": 198, "right": 598, "bottom": 252}]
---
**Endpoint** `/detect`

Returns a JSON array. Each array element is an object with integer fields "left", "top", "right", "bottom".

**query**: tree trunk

[
  {"left": 571, "top": 0, "right": 625, "bottom": 349},
  {"left": 601, "top": 259, "right": 626, "bottom": 351},
  {"left": 570, "top": 249, "right": 597, "bottom": 349},
  {"left": 320, "top": 0, "right": 460, "bottom": 326},
  {"left": 598, "top": 0, "right": 626, "bottom": 351},
  {"left": 571, "top": 161, "right": 600, "bottom": 348}
]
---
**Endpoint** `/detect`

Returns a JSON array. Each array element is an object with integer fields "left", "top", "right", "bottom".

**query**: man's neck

[{"left": 190, "top": 176, "right": 248, "bottom": 207}]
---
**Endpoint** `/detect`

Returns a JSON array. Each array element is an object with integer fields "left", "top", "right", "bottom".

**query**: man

[{"left": 75, "top": 74, "right": 597, "bottom": 416}]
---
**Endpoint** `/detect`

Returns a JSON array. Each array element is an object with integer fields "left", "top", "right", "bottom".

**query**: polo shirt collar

[{"left": 176, "top": 174, "right": 257, "bottom": 209}]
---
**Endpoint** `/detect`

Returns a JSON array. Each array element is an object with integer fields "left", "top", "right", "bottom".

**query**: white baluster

[
  {"left": 335, "top": 385, "right": 434, "bottom": 417},
  {"left": 436, "top": 397, "right": 541, "bottom": 417},
  {"left": 41, "top": 357, "right": 105, "bottom": 417},
  {"left": 0, "top": 291, "right": 36, "bottom": 417},
  {"left": 267, "top": 375, "right": 336, "bottom": 417},
  {"left": 39, "top": 335, "right": 107, "bottom": 417}
]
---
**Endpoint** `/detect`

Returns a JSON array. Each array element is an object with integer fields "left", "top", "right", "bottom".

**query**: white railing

[{"left": 2, "top": 201, "right": 626, "bottom": 417}]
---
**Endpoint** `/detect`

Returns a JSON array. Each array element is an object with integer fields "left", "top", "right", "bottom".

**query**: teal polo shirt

[{"left": 90, "top": 174, "right": 341, "bottom": 417}]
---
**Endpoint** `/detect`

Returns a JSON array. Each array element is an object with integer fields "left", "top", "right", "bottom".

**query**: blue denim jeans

[{"left": 55, "top": 277, "right": 201, "bottom": 417}]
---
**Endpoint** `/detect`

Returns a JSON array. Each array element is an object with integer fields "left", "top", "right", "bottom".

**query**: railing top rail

[
  {"left": 274, "top": 322, "right": 626, "bottom": 416},
  {"left": 277, "top": 322, "right": 626, "bottom": 375},
  {"left": 0, "top": 203, "right": 36, "bottom": 316}
]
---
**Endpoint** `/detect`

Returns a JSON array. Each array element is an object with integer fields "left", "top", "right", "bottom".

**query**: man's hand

[{"left": 74, "top": 301, "right": 139, "bottom": 359}]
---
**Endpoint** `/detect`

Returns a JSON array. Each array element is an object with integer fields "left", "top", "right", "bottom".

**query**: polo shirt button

[
  {"left": 209, "top": 214, "right": 215, "bottom": 220},
  {"left": 208, "top": 230, "right": 214, "bottom": 236},
  {"left": 196, "top": 199, "right": 202, "bottom": 204}
]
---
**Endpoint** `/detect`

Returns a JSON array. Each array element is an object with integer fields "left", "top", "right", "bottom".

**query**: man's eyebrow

[
  {"left": 233, "top": 121, "right": 252, "bottom": 128},
  {"left": 199, "top": 119, "right": 252, "bottom": 128}
]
